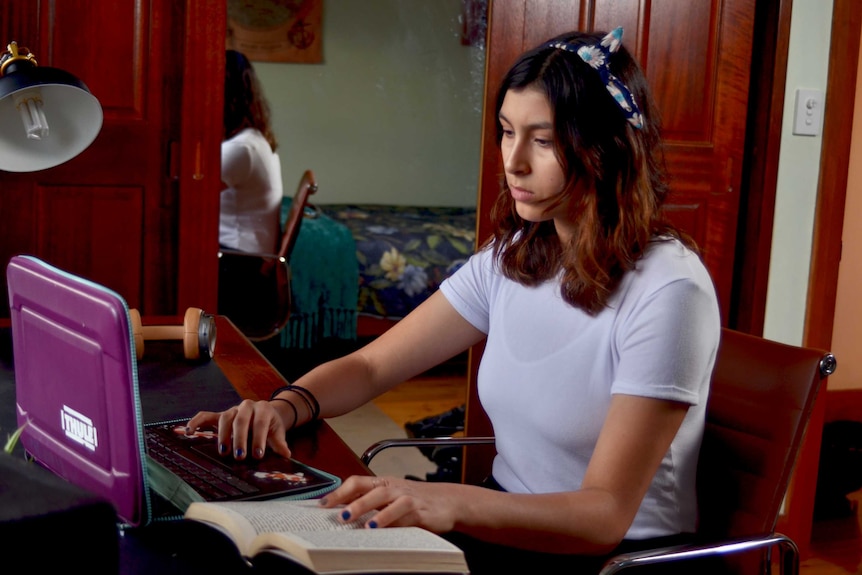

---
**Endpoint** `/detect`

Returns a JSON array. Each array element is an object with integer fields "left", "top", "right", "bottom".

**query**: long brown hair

[
  {"left": 224, "top": 50, "right": 278, "bottom": 152},
  {"left": 490, "top": 30, "right": 694, "bottom": 314}
]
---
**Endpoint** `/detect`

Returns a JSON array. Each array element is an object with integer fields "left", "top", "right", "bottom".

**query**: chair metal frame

[
  {"left": 361, "top": 328, "right": 837, "bottom": 575},
  {"left": 217, "top": 169, "right": 318, "bottom": 341}
]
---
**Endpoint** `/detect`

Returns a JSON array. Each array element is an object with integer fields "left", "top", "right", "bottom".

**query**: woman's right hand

[{"left": 186, "top": 399, "right": 293, "bottom": 460}]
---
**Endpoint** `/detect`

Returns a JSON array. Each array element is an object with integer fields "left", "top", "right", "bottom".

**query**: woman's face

[{"left": 499, "top": 87, "right": 574, "bottom": 241}]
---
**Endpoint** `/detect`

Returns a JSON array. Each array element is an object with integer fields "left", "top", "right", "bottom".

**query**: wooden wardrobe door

[
  {"left": 642, "top": 1, "right": 755, "bottom": 324},
  {"left": 0, "top": 0, "right": 223, "bottom": 317},
  {"left": 477, "top": 0, "right": 755, "bottom": 321},
  {"left": 466, "top": 0, "right": 756, "bottom": 469}
]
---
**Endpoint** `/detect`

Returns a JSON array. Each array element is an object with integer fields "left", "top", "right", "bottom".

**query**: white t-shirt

[
  {"left": 220, "top": 128, "right": 283, "bottom": 253},
  {"left": 439, "top": 238, "right": 721, "bottom": 539}
]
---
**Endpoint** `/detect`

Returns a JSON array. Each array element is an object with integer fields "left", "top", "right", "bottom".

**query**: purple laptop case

[{"left": 8, "top": 255, "right": 150, "bottom": 527}]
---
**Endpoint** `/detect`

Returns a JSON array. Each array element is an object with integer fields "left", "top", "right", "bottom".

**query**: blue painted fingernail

[
  {"left": 368, "top": 520, "right": 378, "bottom": 529},
  {"left": 218, "top": 443, "right": 227, "bottom": 454},
  {"left": 318, "top": 498, "right": 328, "bottom": 506},
  {"left": 235, "top": 447, "right": 244, "bottom": 458},
  {"left": 254, "top": 447, "right": 263, "bottom": 458},
  {"left": 341, "top": 509, "right": 351, "bottom": 520},
  {"left": 184, "top": 426, "right": 192, "bottom": 435}
]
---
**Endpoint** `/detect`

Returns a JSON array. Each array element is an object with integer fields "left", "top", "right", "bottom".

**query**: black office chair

[
  {"left": 217, "top": 170, "right": 318, "bottom": 341},
  {"left": 362, "top": 328, "right": 837, "bottom": 574}
]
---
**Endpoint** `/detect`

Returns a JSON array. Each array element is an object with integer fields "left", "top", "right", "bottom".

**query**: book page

[
  {"left": 285, "top": 527, "right": 464, "bottom": 550},
  {"left": 184, "top": 501, "right": 259, "bottom": 554},
  {"left": 252, "top": 529, "right": 468, "bottom": 574},
  {"left": 189, "top": 500, "right": 372, "bottom": 535},
  {"left": 187, "top": 500, "right": 468, "bottom": 573}
]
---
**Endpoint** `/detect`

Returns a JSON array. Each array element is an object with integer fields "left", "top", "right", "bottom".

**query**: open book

[{"left": 184, "top": 499, "right": 469, "bottom": 574}]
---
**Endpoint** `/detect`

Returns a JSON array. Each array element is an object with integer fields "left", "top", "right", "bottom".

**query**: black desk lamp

[{"left": 0, "top": 41, "right": 102, "bottom": 172}]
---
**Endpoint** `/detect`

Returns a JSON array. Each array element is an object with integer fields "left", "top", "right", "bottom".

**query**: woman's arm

[
  {"left": 323, "top": 393, "right": 688, "bottom": 555},
  {"left": 186, "top": 291, "right": 486, "bottom": 459}
]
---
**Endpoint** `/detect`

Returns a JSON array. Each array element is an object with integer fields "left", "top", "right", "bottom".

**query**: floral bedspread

[{"left": 322, "top": 204, "right": 477, "bottom": 320}]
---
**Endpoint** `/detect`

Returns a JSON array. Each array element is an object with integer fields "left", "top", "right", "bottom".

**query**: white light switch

[{"left": 793, "top": 88, "right": 824, "bottom": 136}]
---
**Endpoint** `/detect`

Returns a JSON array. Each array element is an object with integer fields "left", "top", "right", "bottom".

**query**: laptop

[{"left": 7, "top": 255, "right": 340, "bottom": 527}]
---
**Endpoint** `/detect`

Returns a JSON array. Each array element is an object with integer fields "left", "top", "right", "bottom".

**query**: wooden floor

[
  {"left": 372, "top": 375, "right": 862, "bottom": 575},
  {"left": 802, "top": 491, "right": 862, "bottom": 575},
  {"left": 373, "top": 375, "right": 467, "bottom": 430}
]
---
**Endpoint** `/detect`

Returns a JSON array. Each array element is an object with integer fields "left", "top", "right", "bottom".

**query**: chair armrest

[
  {"left": 218, "top": 247, "right": 282, "bottom": 260},
  {"left": 218, "top": 248, "right": 289, "bottom": 279},
  {"left": 361, "top": 436, "right": 495, "bottom": 466},
  {"left": 598, "top": 532, "right": 799, "bottom": 575},
  {"left": 361, "top": 439, "right": 800, "bottom": 575}
]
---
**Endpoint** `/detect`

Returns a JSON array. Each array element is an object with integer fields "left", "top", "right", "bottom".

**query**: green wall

[{"left": 254, "top": 0, "right": 486, "bottom": 207}]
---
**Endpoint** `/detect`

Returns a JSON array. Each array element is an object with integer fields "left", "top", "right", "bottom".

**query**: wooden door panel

[
  {"left": 0, "top": 186, "right": 37, "bottom": 289},
  {"left": 644, "top": 0, "right": 716, "bottom": 137},
  {"left": 35, "top": 185, "right": 144, "bottom": 306},
  {"left": 468, "top": 0, "right": 755, "bottom": 477},
  {"left": 663, "top": 200, "right": 710, "bottom": 251},
  {"left": 0, "top": 0, "right": 182, "bottom": 316},
  {"left": 593, "top": 1, "right": 644, "bottom": 44},
  {"left": 479, "top": 0, "right": 753, "bottom": 320},
  {"left": 42, "top": 0, "right": 174, "bottom": 314},
  {"left": 653, "top": 0, "right": 754, "bottom": 315},
  {"left": 1, "top": 0, "right": 224, "bottom": 319},
  {"left": 601, "top": 0, "right": 752, "bottom": 317},
  {"left": 523, "top": 1, "right": 584, "bottom": 48},
  {"left": 39, "top": 0, "right": 146, "bottom": 117}
]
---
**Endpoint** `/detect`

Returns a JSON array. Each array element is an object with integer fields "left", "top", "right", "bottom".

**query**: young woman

[
  {"left": 220, "top": 49, "right": 283, "bottom": 254},
  {"left": 189, "top": 29, "right": 720, "bottom": 573}
]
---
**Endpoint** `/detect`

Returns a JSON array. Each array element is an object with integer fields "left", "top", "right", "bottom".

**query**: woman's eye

[
  {"left": 535, "top": 138, "right": 552, "bottom": 147},
  {"left": 501, "top": 128, "right": 514, "bottom": 138}
]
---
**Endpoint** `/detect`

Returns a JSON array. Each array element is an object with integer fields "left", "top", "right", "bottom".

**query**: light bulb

[{"left": 13, "top": 89, "right": 49, "bottom": 140}]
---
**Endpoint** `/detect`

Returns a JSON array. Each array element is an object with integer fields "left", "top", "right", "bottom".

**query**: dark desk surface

[{"left": 0, "top": 315, "right": 371, "bottom": 574}]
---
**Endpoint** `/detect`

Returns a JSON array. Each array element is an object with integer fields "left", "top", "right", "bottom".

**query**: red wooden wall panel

[{"left": 0, "top": 0, "right": 223, "bottom": 317}]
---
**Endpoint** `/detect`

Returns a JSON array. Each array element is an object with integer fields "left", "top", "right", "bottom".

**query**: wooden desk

[
  {"left": 1, "top": 314, "right": 370, "bottom": 478},
  {"left": 208, "top": 315, "right": 371, "bottom": 479},
  {"left": 128, "top": 316, "right": 372, "bottom": 574}
]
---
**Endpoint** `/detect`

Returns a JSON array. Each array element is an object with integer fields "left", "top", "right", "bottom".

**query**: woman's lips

[{"left": 509, "top": 185, "right": 534, "bottom": 202}]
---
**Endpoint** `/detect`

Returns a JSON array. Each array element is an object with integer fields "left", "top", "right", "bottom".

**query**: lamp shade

[{"left": 0, "top": 43, "right": 102, "bottom": 172}]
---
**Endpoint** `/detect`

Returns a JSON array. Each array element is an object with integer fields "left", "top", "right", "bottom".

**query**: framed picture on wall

[{"left": 226, "top": 0, "right": 323, "bottom": 63}]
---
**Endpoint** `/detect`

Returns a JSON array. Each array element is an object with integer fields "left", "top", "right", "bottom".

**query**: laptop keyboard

[{"left": 145, "top": 431, "right": 260, "bottom": 500}]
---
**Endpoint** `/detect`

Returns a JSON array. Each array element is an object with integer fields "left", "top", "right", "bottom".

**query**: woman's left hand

[{"left": 319, "top": 475, "right": 465, "bottom": 533}]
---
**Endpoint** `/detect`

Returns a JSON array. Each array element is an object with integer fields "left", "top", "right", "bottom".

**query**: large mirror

[{"left": 231, "top": 0, "right": 488, "bottom": 208}]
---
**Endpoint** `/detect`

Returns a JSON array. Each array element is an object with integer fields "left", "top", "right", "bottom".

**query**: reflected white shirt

[{"left": 220, "top": 128, "right": 283, "bottom": 253}]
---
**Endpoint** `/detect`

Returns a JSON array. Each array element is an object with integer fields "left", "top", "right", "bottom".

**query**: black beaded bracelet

[
  {"left": 270, "top": 386, "right": 308, "bottom": 420},
  {"left": 271, "top": 386, "right": 313, "bottom": 423},
  {"left": 289, "top": 386, "right": 321, "bottom": 421},
  {"left": 270, "top": 397, "right": 298, "bottom": 430},
  {"left": 270, "top": 385, "right": 320, "bottom": 422},
  {"left": 290, "top": 391, "right": 315, "bottom": 424}
]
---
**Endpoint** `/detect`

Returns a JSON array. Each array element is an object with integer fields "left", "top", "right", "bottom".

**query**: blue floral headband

[{"left": 546, "top": 27, "right": 644, "bottom": 129}]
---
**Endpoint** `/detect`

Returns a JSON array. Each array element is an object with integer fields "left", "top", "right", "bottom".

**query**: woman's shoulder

[
  {"left": 224, "top": 127, "right": 264, "bottom": 145},
  {"left": 222, "top": 128, "right": 276, "bottom": 164},
  {"left": 633, "top": 237, "right": 715, "bottom": 289},
  {"left": 642, "top": 236, "right": 703, "bottom": 264},
  {"left": 605, "top": 237, "right": 719, "bottom": 323}
]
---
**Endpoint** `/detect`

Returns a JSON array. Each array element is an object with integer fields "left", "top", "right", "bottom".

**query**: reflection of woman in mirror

[{"left": 220, "top": 49, "right": 283, "bottom": 254}]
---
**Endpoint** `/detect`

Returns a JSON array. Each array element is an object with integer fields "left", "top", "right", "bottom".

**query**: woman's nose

[{"left": 503, "top": 140, "right": 528, "bottom": 175}]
